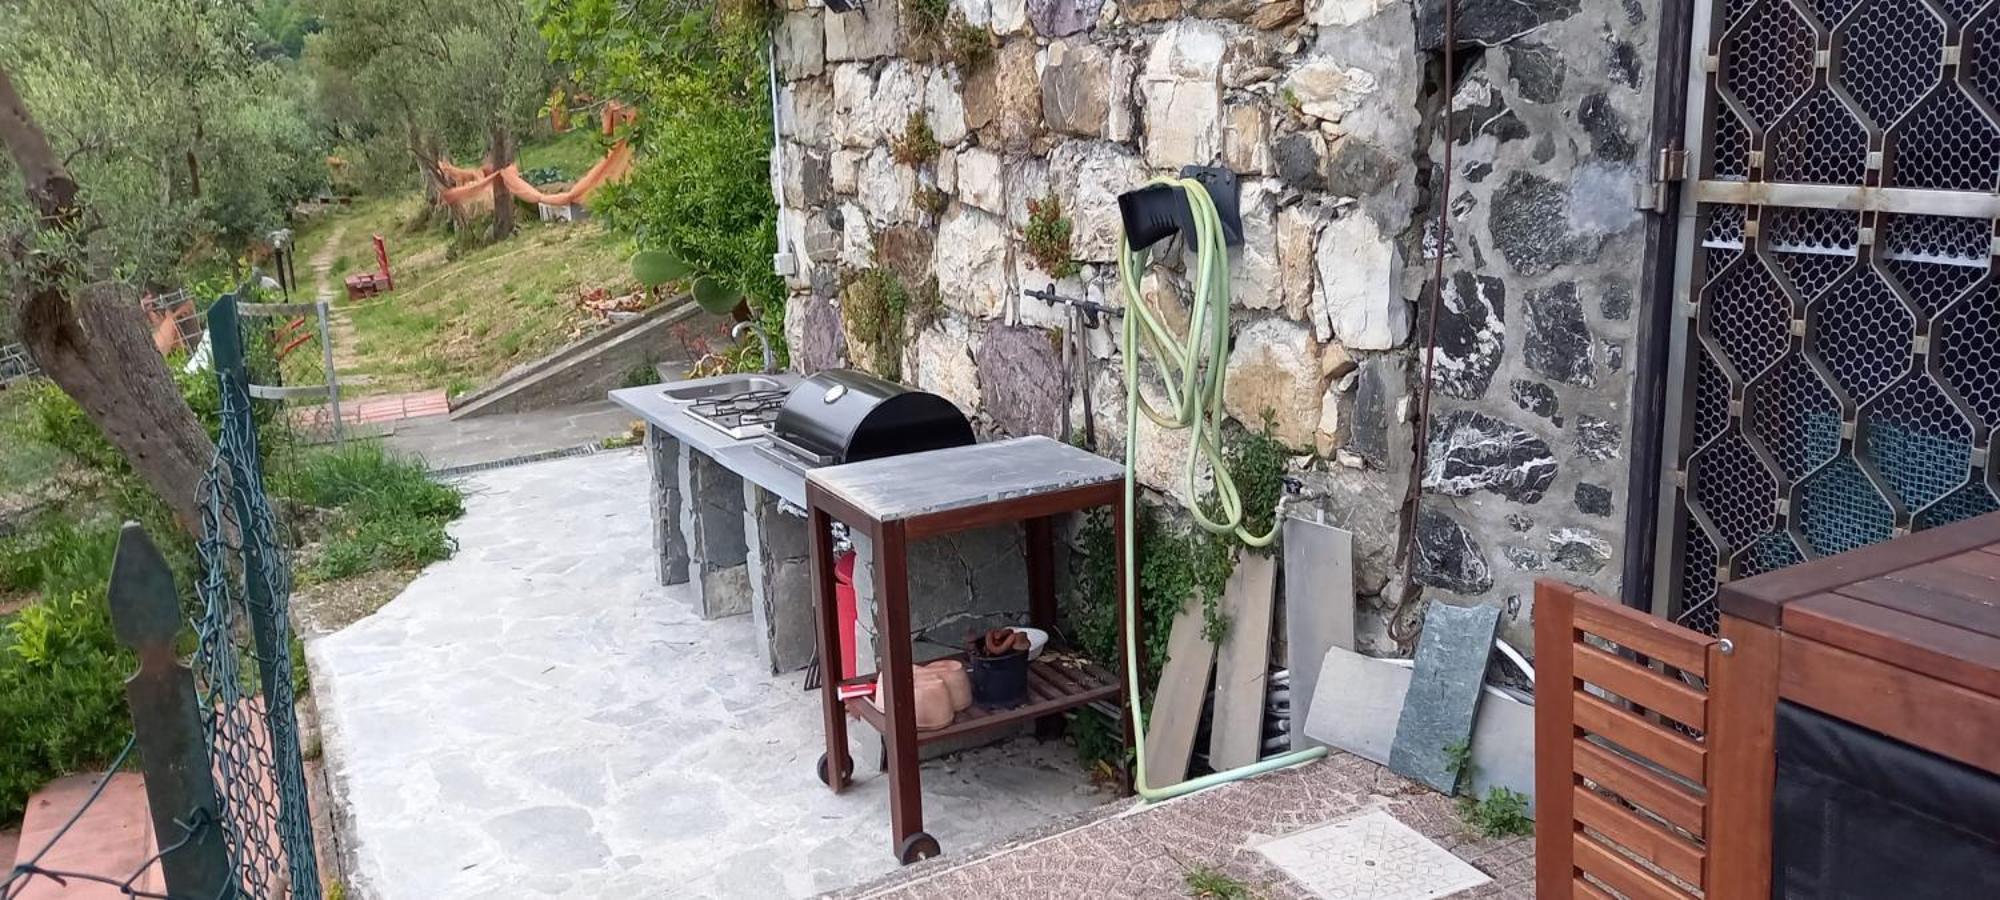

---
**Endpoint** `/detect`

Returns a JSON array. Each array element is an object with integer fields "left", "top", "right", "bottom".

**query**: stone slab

[
  {"left": 308, "top": 451, "right": 1111, "bottom": 898},
  {"left": 1208, "top": 551, "right": 1276, "bottom": 771},
  {"left": 1302, "top": 647, "right": 1537, "bottom": 812},
  {"left": 1389, "top": 601, "right": 1500, "bottom": 792},
  {"left": 1255, "top": 809, "right": 1491, "bottom": 900},
  {"left": 807, "top": 436, "right": 1125, "bottom": 523},
  {"left": 647, "top": 425, "right": 689, "bottom": 586},
  {"left": 1142, "top": 600, "right": 1217, "bottom": 787},
  {"left": 1281, "top": 515, "right": 1355, "bottom": 751}
]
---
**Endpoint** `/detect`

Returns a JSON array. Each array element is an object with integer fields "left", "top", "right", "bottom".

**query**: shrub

[
  {"left": 0, "top": 543, "right": 132, "bottom": 822},
  {"left": 1023, "top": 193, "right": 1081, "bottom": 279},
  {"left": 840, "top": 268, "right": 912, "bottom": 382},
  {"left": 275, "top": 441, "right": 464, "bottom": 582},
  {"left": 891, "top": 112, "right": 940, "bottom": 167}
]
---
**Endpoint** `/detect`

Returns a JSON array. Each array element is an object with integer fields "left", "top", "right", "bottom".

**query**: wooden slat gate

[{"left": 1536, "top": 580, "right": 1728, "bottom": 899}]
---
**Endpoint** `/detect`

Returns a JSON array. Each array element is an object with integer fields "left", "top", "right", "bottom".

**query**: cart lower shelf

[{"left": 844, "top": 658, "right": 1121, "bottom": 745}]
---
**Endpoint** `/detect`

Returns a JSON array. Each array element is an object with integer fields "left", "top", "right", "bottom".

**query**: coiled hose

[{"left": 1116, "top": 176, "right": 1328, "bottom": 801}]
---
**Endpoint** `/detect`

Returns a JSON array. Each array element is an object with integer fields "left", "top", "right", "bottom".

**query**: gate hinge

[{"left": 1638, "top": 147, "right": 1689, "bottom": 213}]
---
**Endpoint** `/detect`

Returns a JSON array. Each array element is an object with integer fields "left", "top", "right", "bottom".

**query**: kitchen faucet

[{"left": 733, "top": 320, "right": 778, "bottom": 375}]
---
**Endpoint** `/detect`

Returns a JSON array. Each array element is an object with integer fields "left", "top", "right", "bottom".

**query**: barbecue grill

[{"left": 761, "top": 370, "right": 975, "bottom": 471}]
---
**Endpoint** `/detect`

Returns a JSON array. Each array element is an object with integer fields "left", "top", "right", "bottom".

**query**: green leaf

[
  {"left": 691, "top": 276, "right": 744, "bottom": 315},
  {"left": 631, "top": 249, "right": 691, "bottom": 286}
]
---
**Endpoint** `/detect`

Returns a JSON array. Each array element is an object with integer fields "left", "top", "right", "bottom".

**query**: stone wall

[{"left": 771, "top": 0, "right": 1658, "bottom": 653}]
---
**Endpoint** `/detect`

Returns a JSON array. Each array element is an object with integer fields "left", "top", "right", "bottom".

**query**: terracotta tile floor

[
  {"left": 291, "top": 389, "right": 450, "bottom": 429},
  {"left": 836, "top": 752, "right": 1534, "bottom": 900}
]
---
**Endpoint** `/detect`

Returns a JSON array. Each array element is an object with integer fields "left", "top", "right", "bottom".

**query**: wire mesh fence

[{"left": 3, "top": 290, "right": 321, "bottom": 900}]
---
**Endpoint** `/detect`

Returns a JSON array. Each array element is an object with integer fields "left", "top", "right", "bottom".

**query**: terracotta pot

[
  {"left": 920, "top": 660, "right": 974, "bottom": 712},
  {"left": 874, "top": 665, "right": 963, "bottom": 731}
]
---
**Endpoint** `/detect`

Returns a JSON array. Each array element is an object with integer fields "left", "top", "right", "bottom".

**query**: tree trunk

[
  {"left": 488, "top": 123, "right": 514, "bottom": 242},
  {"left": 1, "top": 67, "right": 216, "bottom": 534}
]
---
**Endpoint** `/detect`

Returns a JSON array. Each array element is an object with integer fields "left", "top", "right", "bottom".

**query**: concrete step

[{"left": 12, "top": 772, "right": 162, "bottom": 898}]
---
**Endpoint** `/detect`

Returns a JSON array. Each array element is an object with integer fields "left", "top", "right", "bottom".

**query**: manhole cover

[{"left": 1255, "top": 809, "right": 1491, "bottom": 900}]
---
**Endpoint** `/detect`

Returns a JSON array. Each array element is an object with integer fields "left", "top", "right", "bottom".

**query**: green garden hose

[{"left": 1116, "top": 175, "right": 1329, "bottom": 801}]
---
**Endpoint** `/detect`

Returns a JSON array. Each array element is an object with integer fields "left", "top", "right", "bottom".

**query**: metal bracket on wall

[{"left": 1637, "top": 145, "right": 1689, "bottom": 213}]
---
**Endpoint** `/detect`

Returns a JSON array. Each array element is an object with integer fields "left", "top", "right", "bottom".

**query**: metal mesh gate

[{"left": 1658, "top": 0, "right": 2000, "bottom": 632}]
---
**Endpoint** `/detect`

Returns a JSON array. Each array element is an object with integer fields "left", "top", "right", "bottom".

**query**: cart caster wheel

[
  {"left": 897, "top": 832, "right": 941, "bottom": 864},
  {"left": 816, "top": 753, "right": 854, "bottom": 786}
]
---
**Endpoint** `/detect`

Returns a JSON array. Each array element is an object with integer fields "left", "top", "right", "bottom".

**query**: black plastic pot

[{"left": 969, "top": 649, "right": 1029, "bottom": 709}]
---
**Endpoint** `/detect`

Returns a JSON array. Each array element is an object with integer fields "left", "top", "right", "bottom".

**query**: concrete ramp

[{"left": 449, "top": 299, "right": 713, "bottom": 419}]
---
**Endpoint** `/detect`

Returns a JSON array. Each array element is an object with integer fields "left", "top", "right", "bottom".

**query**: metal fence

[
  {"left": 1, "top": 291, "right": 321, "bottom": 900},
  {"left": 0, "top": 341, "right": 35, "bottom": 384}
]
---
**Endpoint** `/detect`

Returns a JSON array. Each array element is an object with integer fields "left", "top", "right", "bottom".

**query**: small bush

[
  {"left": 891, "top": 112, "right": 940, "bottom": 167},
  {"left": 1023, "top": 193, "right": 1081, "bottom": 279},
  {"left": 840, "top": 268, "right": 912, "bottom": 382},
  {"left": 0, "top": 579, "right": 132, "bottom": 821},
  {"left": 276, "top": 442, "right": 464, "bottom": 582},
  {"left": 1459, "top": 787, "right": 1535, "bottom": 838},
  {"left": 945, "top": 18, "right": 995, "bottom": 70}
]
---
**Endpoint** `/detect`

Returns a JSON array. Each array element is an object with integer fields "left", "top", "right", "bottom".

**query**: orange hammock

[{"left": 439, "top": 102, "right": 637, "bottom": 210}]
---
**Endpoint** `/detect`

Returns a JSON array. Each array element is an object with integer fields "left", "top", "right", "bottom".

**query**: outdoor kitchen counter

[{"left": 609, "top": 375, "right": 807, "bottom": 506}]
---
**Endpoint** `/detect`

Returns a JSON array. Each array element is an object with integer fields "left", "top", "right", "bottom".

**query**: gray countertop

[
  {"left": 609, "top": 374, "right": 810, "bottom": 506},
  {"left": 612, "top": 379, "right": 1129, "bottom": 519},
  {"left": 806, "top": 435, "right": 1127, "bottom": 523}
]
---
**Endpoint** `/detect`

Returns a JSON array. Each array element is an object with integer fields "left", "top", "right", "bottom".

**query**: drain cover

[{"left": 1255, "top": 809, "right": 1491, "bottom": 900}]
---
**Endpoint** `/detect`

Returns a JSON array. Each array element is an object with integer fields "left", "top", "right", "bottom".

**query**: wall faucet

[{"left": 732, "top": 321, "right": 778, "bottom": 375}]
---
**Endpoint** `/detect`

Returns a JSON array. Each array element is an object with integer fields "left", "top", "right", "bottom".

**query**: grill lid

[{"left": 772, "top": 370, "right": 975, "bottom": 466}]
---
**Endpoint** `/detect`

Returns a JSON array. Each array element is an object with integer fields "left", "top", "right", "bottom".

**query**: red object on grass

[{"left": 343, "top": 234, "right": 394, "bottom": 300}]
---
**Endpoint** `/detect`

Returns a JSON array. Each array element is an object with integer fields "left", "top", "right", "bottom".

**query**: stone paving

[
  {"left": 835, "top": 754, "right": 1535, "bottom": 900},
  {"left": 307, "top": 451, "right": 1110, "bottom": 899}
]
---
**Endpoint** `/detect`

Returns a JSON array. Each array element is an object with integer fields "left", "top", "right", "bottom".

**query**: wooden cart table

[
  {"left": 1707, "top": 511, "right": 2000, "bottom": 895},
  {"left": 805, "top": 436, "right": 1130, "bottom": 864}
]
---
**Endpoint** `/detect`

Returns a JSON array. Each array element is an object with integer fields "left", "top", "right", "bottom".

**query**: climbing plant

[{"left": 840, "top": 268, "right": 911, "bottom": 382}]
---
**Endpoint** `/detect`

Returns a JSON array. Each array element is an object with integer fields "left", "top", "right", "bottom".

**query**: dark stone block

[
  {"left": 1551, "top": 529, "right": 1612, "bottom": 573},
  {"left": 1029, "top": 0, "right": 1107, "bottom": 36},
  {"left": 1578, "top": 92, "right": 1635, "bottom": 161},
  {"left": 1350, "top": 357, "right": 1403, "bottom": 466},
  {"left": 1604, "top": 339, "right": 1625, "bottom": 372},
  {"left": 1490, "top": 172, "right": 1604, "bottom": 276},
  {"left": 798, "top": 151, "right": 831, "bottom": 206},
  {"left": 1608, "top": 41, "right": 1643, "bottom": 89},
  {"left": 1524, "top": 281, "right": 1597, "bottom": 386},
  {"left": 1413, "top": 507, "right": 1494, "bottom": 594},
  {"left": 1463, "top": 160, "right": 1494, "bottom": 184},
  {"left": 1511, "top": 379, "right": 1559, "bottom": 419},
  {"left": 1426, "top": 271, "right": 1506, "bottom": 400},
  {"left": 1601, "top": 278, "right": 1634, "bottom": 320},
  {"left": 1424, "top": 408, "right": 1559, "bottom": 503},
  {"left": 875, "top": 225, "right": 936, "bottom": 289},
  {"left": 796, "top": 289, "right": 846, "bottom": 374},
  {"left": 1576, "top": 413, "right": 1622, "bottom": 461},
  {"left": 1506, "top": 43, "right": 1566, "bottom": 104},
  {"left": 1275, "top": 132, "right": 1326, "bottom": 193},
  {"left": 1575, "top": 482, "right": 1613, "bottom": 516},
  {"left": 1506, "top": 512, "right": 1534, "bottom": 532},
  {"left": 1326, "top": 137, "right": 1397, "bottom": 198},
  {"left": 976, "top": 325, "right": 1066, "bottom": 437},
  {"left": 1417, "top": 0, "right": 1583, "bottom": 51},
  {"left": 1452, "top": 77, "right": 1529, "bottom": 146}
]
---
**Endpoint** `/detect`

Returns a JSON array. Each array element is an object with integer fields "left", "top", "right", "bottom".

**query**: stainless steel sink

[{"left": 661, "top": 375, "right": 789, "bottom": 402}]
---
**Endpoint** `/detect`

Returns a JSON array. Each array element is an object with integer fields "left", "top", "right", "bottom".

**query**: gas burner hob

[{"left": 685, "top": 389, "right": 789, "bottom": 440}]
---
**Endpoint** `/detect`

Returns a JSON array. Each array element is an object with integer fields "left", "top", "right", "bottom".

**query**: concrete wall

[{"left": 771, "top": 0, "right": 1658, "bottom": 653}]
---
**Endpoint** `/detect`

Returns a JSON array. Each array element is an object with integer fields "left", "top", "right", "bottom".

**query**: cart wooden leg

[
  {"left": 874, "top": 521, "right": 938, "bottom": 863},
  {"left": 809, "top": 505, "right": 850, "bottom": 793},
  {"left": 1025, "top": 515, "right": 1064, "bottom": 740}
]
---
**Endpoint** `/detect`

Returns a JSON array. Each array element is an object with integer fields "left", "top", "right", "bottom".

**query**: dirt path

[{"left": 308, "top": 225, "right": 367, "bottom": 383}]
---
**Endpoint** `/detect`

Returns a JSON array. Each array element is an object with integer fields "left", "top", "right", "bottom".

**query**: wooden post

[
  {"left": 1532, "top": 580, "right": 1578, "bottom": 899},
  {"left": 108, "top": 523, "right": 233, "bottom": 899},
  {"left": 1705, "top": 613, "right": 1779, "bottom": 896}
]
